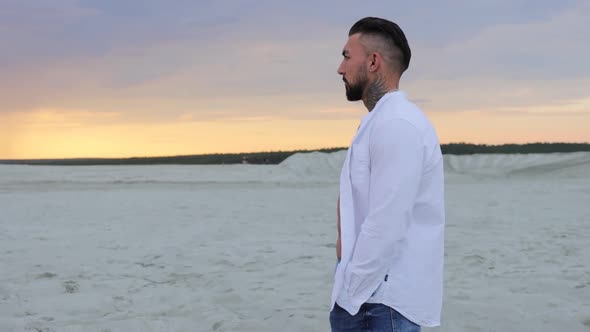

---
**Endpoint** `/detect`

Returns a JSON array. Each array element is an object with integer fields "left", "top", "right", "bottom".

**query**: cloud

[
  {"left": 0, "top": 0, "right": 588, "bottom": 122},
  {"left": 410, "top": 1, "right": 590, "bottom": 80}
]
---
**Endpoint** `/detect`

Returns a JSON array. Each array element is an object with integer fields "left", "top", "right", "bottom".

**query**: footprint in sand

[
  {"left": 35, "top": 272, "right": 57, "bottom": 279},
  {"left": 212, "top": 321, "right": 224, "bottom": 331},
  {"left": 462, "top": 254, "right": 486, "bottom": 266},
  {"left": 24, "top": 321, "right": 56, "bottom": 332},
  {"left": 112, "top": 295, "right": 133, "bottom": 312},
  {"left": 62, "top": 280, "right": 79, "bottom": 294}
]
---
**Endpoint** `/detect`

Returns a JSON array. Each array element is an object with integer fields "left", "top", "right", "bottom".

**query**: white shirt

[{"left": 331, "top": 91, "right": 445, "bottom": 327}]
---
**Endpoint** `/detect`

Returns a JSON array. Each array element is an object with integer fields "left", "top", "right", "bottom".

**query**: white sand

[{"left": 0, "top": 152, "right": 589, "bottom": 331}]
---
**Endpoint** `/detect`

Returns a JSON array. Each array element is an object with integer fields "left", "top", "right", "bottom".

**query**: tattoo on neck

[{"left": 363, "top": 76, "right": 388, "bottom": 111}]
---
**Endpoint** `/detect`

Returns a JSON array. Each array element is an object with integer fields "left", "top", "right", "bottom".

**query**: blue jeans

[{"left": 330, "top": 303, "right": 421, "bottom": 332}]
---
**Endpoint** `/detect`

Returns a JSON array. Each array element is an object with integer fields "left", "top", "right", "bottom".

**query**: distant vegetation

[
  {"left": 1, "top": 143, "right": 588, "bottom": 166},
  {"left": 441, "top": 142, "right": 590, "bottom": 155},
  {"left": 0, "top": 148, "right": 344, "bottom": 166}
]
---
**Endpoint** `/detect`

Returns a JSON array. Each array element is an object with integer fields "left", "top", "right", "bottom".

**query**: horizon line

[{"left": 1, "top": 142, "right": 589, "bottom": 162}]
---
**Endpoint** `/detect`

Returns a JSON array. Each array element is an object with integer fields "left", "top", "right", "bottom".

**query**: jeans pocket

[{"left": 390, "top": 308, "right": 421, "bottom": 332}]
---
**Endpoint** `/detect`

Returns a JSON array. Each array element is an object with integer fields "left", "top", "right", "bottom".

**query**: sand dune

[
  {"left": 0, "top": 152, "right": 589, "bottom": 331},
  {"left": 444, "top": 152, "right": 590, "bottom": 178}
]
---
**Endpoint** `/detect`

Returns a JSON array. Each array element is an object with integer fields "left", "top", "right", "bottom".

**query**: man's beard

[{"left": 344, "top": 68, "right": 368, "bottom": 101}]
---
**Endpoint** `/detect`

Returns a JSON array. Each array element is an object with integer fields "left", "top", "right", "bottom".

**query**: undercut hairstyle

[{"left": 349, "top": 17, "right": 411, "bottom": 74}]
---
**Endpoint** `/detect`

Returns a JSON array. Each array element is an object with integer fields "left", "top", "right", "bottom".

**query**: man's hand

[{"left": 337, "top": 196, "right": 341, "bottom": 261}]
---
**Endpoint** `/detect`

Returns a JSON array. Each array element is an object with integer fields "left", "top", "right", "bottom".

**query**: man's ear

[{"left": 369, "top": 53, "right": 378, "bottom": 72}]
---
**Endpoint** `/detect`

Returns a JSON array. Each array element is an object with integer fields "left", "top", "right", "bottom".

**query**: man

[{"left": 330, "top": 17, "right": 445, "bottom": 331}]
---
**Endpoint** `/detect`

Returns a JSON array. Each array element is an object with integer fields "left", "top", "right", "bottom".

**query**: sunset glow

[{"left": 1, "top": 1, "right": 588, "bottom": 159}]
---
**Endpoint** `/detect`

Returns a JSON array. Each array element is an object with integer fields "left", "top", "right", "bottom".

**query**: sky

[{"left": 1, "top": 0, "right": 589, "bottom": 159}]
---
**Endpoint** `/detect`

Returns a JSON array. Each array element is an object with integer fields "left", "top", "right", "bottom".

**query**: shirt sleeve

[{"left": 341, "top": 118, "right": 424, "bottom": 308}]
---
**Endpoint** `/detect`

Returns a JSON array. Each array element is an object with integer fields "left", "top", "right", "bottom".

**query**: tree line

[{"left": 1, "top": 143, "right": 588, "bottom": 166}]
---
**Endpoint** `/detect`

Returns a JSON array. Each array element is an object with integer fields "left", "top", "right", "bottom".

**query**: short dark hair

[{"left": 349, "top": 17, "right": 411, "bottom": 73}]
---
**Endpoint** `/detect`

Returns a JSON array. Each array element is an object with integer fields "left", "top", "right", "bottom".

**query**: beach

[{"left": 1, "top": 151, "right": 589, "bottom": 331}]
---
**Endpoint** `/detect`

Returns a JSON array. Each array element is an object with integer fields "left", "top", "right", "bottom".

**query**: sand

[{"left": 0, "top": 151, "right": 589, "bottom": 331}]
